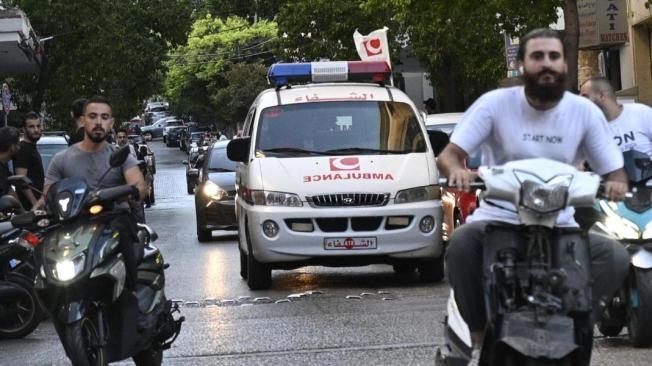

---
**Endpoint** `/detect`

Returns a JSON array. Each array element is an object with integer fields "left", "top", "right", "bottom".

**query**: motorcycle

[
  {"left": 436, "top": 158, "right": 599, "bottom": 366},
  {"left": 591, "top": 150, "right": 652, "bottom": 347},
  {"left": 11, "top": 145, "right": 183, "bottom": 365},
  {"left": 0, "top": 195, "right": 44, "bottom": 339}
]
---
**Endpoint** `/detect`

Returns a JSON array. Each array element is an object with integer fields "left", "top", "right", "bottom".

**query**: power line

[{"left": 167, "top": 37, "right": 278, "bottom": 59}]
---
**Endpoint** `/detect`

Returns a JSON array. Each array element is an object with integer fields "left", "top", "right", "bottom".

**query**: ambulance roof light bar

[{"left": 268, "top": 61, "right": 391, "bottom": 88}]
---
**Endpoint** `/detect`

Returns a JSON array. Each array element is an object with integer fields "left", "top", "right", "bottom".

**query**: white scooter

[{"left": 436, "top": 158, "right": 600, "bottom": 366}]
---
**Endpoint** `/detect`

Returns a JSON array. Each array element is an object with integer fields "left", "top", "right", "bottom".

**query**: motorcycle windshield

[
  {"left": 46, "top": 178, "right": 88, "bottom": 220},
  {"left": 623, "top": 150, "right": 652, "bottom": 185}
]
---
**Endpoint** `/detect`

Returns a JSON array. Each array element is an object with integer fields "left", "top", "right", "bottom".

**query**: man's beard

[
  {"left": 86, "top": 129, "right": 107, "bottom": 143},
  {"left": 523, "top": 68, "right": 566, "bottom": 103},
  {"left": 27, "top": 133, "right": 41, "bottom": 142}
]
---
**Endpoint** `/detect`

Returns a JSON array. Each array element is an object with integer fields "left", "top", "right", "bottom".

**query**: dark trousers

[
  {"left": 446, "top": 220, "right": 629, "bottom": 333},
  {"left": 110, "top": 213, "right": 141, "bottom": 288}
]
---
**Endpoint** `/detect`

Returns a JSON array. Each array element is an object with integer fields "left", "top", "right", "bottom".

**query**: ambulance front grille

[{"left": 307, "top": 193, "right": 390, "bottom": 208}]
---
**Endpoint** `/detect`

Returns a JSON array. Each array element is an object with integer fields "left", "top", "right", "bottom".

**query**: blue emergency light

[{"left": 268, "top": 61, "right": 391, "bottom": 86}]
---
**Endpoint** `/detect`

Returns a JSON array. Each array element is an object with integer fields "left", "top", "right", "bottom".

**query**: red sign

[
  {"left": 364, "top": 38, "right": 383, "bottom": 56},
  {"left": 329, "top": 157, "right": 360, "bottom": 171}
]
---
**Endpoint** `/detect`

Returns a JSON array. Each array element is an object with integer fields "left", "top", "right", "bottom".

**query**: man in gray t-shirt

[{"left": 41, "top": 95, "right": 146, "bottom": 287}]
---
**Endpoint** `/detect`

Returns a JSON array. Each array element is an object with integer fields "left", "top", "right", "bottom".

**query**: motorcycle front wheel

[
  {"left": 133, "top": 346, "right": 163, "bottom": 366},
  {"left": 628, "top": 268, "right": 652, "bottom": 347},
  {"left": 63, "top": 317, "right": 107, "bottom": 366},
  {"left": 0, "top": 273, "right": 43, "bottom": 339}
]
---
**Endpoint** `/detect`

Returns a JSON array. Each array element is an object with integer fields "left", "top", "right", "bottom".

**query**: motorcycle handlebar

[
  {"left": 90, "top": 184, "right": 139, "bottom": 204},
  {"left": 438, "top": 177, "right": 486, "bottom": 190}
]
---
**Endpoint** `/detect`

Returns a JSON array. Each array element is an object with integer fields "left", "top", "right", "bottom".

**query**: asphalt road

[{"left": 1, "top": 140, "right": 651, "bottom": 365}]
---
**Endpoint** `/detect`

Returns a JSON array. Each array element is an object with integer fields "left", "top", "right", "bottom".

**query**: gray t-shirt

[{"left": 45, "top": 143, "right": 138, "bottom": 190}]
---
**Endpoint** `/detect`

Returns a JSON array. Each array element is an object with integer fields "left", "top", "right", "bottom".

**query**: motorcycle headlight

[
  {"left": 395, "top": 185, "right": 442, "bottom": 204},
  {"left": 53, "top": 253, "right": 86, "bottom": 282},
  {"left": 515, "top": 172, "right": 571, "bottom": 214},
  {"left": 202, "top": 181, "right": 227, "bottom": 201},
  {"left": 597, "top": 201, "right": 641, "bottom": 240}
]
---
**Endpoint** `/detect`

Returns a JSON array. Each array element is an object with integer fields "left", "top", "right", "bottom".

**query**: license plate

[{"left": 324, "top": 237, "right": 377, "bottom": 250}]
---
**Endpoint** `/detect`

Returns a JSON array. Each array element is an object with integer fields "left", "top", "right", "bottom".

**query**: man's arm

[
  {"left": 437, "top": 143, "right": 476, "bottom": 192},
  {"left": 14, "top": 167, "right": 38, "bottom": 206},
  {"left": 124, "top": 165, "right": 147, "bottom": 201}
]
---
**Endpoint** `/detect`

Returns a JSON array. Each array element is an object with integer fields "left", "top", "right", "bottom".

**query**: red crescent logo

[
  {"left": 329, "top": 157, "right": 360, "bottom": 171},
  {"left": 364, "top": 38, "right": 383, "bottom": 56}
]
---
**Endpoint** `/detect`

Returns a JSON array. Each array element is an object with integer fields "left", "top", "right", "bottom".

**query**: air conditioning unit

[{"left": 0, "top": 6, "right": 42, "bottom": 74}]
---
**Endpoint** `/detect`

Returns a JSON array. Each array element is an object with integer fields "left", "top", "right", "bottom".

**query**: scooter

[
  {"left": 0, "top": 195, "right": 44, "bottom": 339},
  {"left": 436, "top": 158, "right": 598, "bottom": 366},
  {"left": 11, "top": 145, "right": 183, "bottom": 365},
  {"left": 590, "top": 150, "right": 652, "bottom": 347}
]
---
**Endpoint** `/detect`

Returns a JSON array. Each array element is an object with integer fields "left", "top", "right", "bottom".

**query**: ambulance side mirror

[
  {"left": 227, "top": 137, "right": 251, "bottom": 163},
  {"left": 428, "top": 130, "right": 449, "bottom": 157}
]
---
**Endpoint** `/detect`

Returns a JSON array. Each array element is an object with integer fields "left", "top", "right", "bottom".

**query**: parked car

[
  {"left": 141, "top": 117, "right": 178, "bottom": 139},
  {"left": 194, "top": 140, "right": 236, "bottom": 242},
  {"left": 183, "top": 145, "right": 207, "bottom": 194},
  {"left": 166, "top": 126, "right": 186, "bottom": 147},
  {"left": 425, "top": 112, "right": 479, "bottom": 239},
  {"left": 162, "top": 121, "right": 185, "bottom": 144},
  {"left": 37, "top": 135, "right": 69, "bottom": 172}
]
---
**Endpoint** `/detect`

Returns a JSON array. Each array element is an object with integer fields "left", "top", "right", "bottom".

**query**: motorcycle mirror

[{"left": 110, "top": 145, "right": 131, "bottom": 168}]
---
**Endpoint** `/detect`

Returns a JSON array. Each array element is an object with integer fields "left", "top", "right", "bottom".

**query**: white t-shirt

[
  {"left": 450, "top": 86, "right": 623, "bottom": 226},
  {"left": 608, "top": 103, "right": 652, "bottom": 156}
]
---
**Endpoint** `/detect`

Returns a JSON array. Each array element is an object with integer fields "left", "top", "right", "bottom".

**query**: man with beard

[
  {"left": 436, "top": 28, "right": 629, "bottom": 366},
  {"left": 13, "top": 112, "right": 44, "bottom": 210},
  {"left": 43, "top": 95, "right": 147, "bottom": 286}
]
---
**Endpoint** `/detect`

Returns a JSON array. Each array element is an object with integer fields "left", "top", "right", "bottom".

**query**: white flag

[{"left": 353, "top": 27, "right": 391, "bottom": 67}]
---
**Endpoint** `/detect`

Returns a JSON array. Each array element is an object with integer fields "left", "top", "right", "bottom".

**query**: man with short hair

[
  {"left": 437, "top": 28, "right": 629, "bottom": 366},
  {"left": 580, "top": 76, "right": 652, "bottom": 156},
  {"left": 115, "top": 127, "right": 137, "bottom": 156},
  {"left": 67, "top": 98, "right": 86, "bottom": 146},
  {"left": 44, "top": 96, "right": 147, "bottom": 286},
  {"left": 0, "top": 126, "right": 20, "bottom": 197},
  {"left": 13, "top": 112, "right": 44, "bottom": 210}
]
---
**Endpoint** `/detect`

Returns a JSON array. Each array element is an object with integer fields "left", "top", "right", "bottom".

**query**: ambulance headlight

[{"left": 395, "top": 185, "right": 441, "bottom": 204}]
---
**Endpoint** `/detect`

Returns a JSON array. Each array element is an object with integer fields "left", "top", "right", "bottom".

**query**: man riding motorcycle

[
  {"left": 40, "top": 95, "right": 146, "bottom": 287},
  {"left": 436, "top": 28, "right": 630, "bottom": 366}
]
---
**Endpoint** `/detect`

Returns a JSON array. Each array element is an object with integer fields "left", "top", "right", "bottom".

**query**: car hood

[
  {"left": 207, "top": 171, "right": 236, "bottom": 190},
  {"left": 256, "top": 154, "right": 432, "bottom": 197}
]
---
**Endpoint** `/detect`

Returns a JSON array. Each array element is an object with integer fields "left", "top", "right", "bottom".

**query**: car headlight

[
  {"left": 395, "top": 185, "right": 441, "bottom": 204},
  {"left": 598, "top": 201, "right": 641, "bottom": 240},
  {"left": 202, "top": 181, "right": 227, "bottom": 201},
  {"left": 245, "top": 189, "right": 303, "bottom": 207},
  {"left": 53, "top": 253, "right": 86, "bottom": 281},
  {"left": 515, "top": 172, "right": 571, "bottom": 214}
]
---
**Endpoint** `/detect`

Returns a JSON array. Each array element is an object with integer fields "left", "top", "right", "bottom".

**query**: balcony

[{"left": 0, "top": 6, "right": 41, "bottom": 74}]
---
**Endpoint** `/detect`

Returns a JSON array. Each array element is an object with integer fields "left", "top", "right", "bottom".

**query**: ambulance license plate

[{"left": 324, "top": 237, "right": 377, "bottom": 250}]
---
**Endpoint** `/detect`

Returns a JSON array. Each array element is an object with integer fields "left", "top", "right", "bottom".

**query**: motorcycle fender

[
  {"left": 57, "top": 300, "right": 86, "bottom": 325},
  {"left": 90, "top": 256, "right": 127, "bottom": 302},
  {"left": 498, "top": 312, "right": 577, "bottom": 359},
  {"left": 631, "top": 247, "right": 652, "bottom": 269}
]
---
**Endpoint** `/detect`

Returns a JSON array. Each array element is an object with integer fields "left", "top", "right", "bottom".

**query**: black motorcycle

[
  {"left": 12, "top": 146, "right": 183, "bottom": 365},
  {"left": 0, "top": 195, "right": 44, "bottom": 339}
]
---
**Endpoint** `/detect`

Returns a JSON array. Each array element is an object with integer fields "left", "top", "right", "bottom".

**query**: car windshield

[
  {"left": 208, "top": 148, "right": 237, "bottom": 172},
  {"left": 167, "top": 121, "right": 182, "bottom": 127},
  {"left": 256, "top": 101, "right": 426, "bottom": 157},
  {"left": 39, "top": 144, "right": 68, "bottom": 171}
]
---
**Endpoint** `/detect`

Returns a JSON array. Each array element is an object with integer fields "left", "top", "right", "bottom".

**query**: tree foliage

[
  {"left": 276, "top": 0, "right": 402, "bottom": 63},
  {"left": 194, "top": 0, "right": 286, "bottom": 20},
  {"left": 2, "top": 0, "right": 192, "bottom": 129},
  {"left": 163, "top": 16, "right": 277, "bottom": 127}
]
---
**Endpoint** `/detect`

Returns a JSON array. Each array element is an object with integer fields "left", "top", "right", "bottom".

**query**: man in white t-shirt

[
  {"left": 580, "top": 76, "right": 652, "bottom": 156},
  {"left": 436, "top": 28, "right": 629, "bottom": 366}
]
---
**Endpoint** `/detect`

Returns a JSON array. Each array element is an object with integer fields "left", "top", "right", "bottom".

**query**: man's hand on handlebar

[
  {"left": 448, "top": 169, "right": 478, "bottom": 193},
  {"left": 604, "top": 180, "right": 628, "bottom": 202}
]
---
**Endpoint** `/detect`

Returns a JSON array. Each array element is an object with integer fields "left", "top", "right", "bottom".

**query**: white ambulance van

[{"left": 227, "top": 61, "right": 448, "bottom": 289}]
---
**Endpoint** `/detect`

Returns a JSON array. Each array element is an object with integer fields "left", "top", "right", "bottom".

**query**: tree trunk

[{"left": 563, "top": 0, "right": 579, "bottom": 93}]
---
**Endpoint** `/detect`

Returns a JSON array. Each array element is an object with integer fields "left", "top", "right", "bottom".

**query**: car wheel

[
  {"left": 418, "top": 254, "right": 445, "bottom": 283},
  {"left": 239, "top": 245, "right": 248, "bottom": 280},
  {"left": 245, "top": 218, "right": 271, "bottom": 290}
]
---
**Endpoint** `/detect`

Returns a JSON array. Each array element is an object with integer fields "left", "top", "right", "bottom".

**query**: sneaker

[{"left": 468, "top": 348, "right": 481, "bottom": 366}]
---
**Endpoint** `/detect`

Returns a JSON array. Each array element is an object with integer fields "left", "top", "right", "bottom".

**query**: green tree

[
  {"left": 164, "top": 16, "right": 277, "bottom": 127},
  {"left": 276, "top": 0, "right": 402, "bottom": 63},
  {"left": 195, "top": 0, "right": 287, "bottom": 20},
  {"left": 2, "top": 0, "right": 192, "bottom": 129}
]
